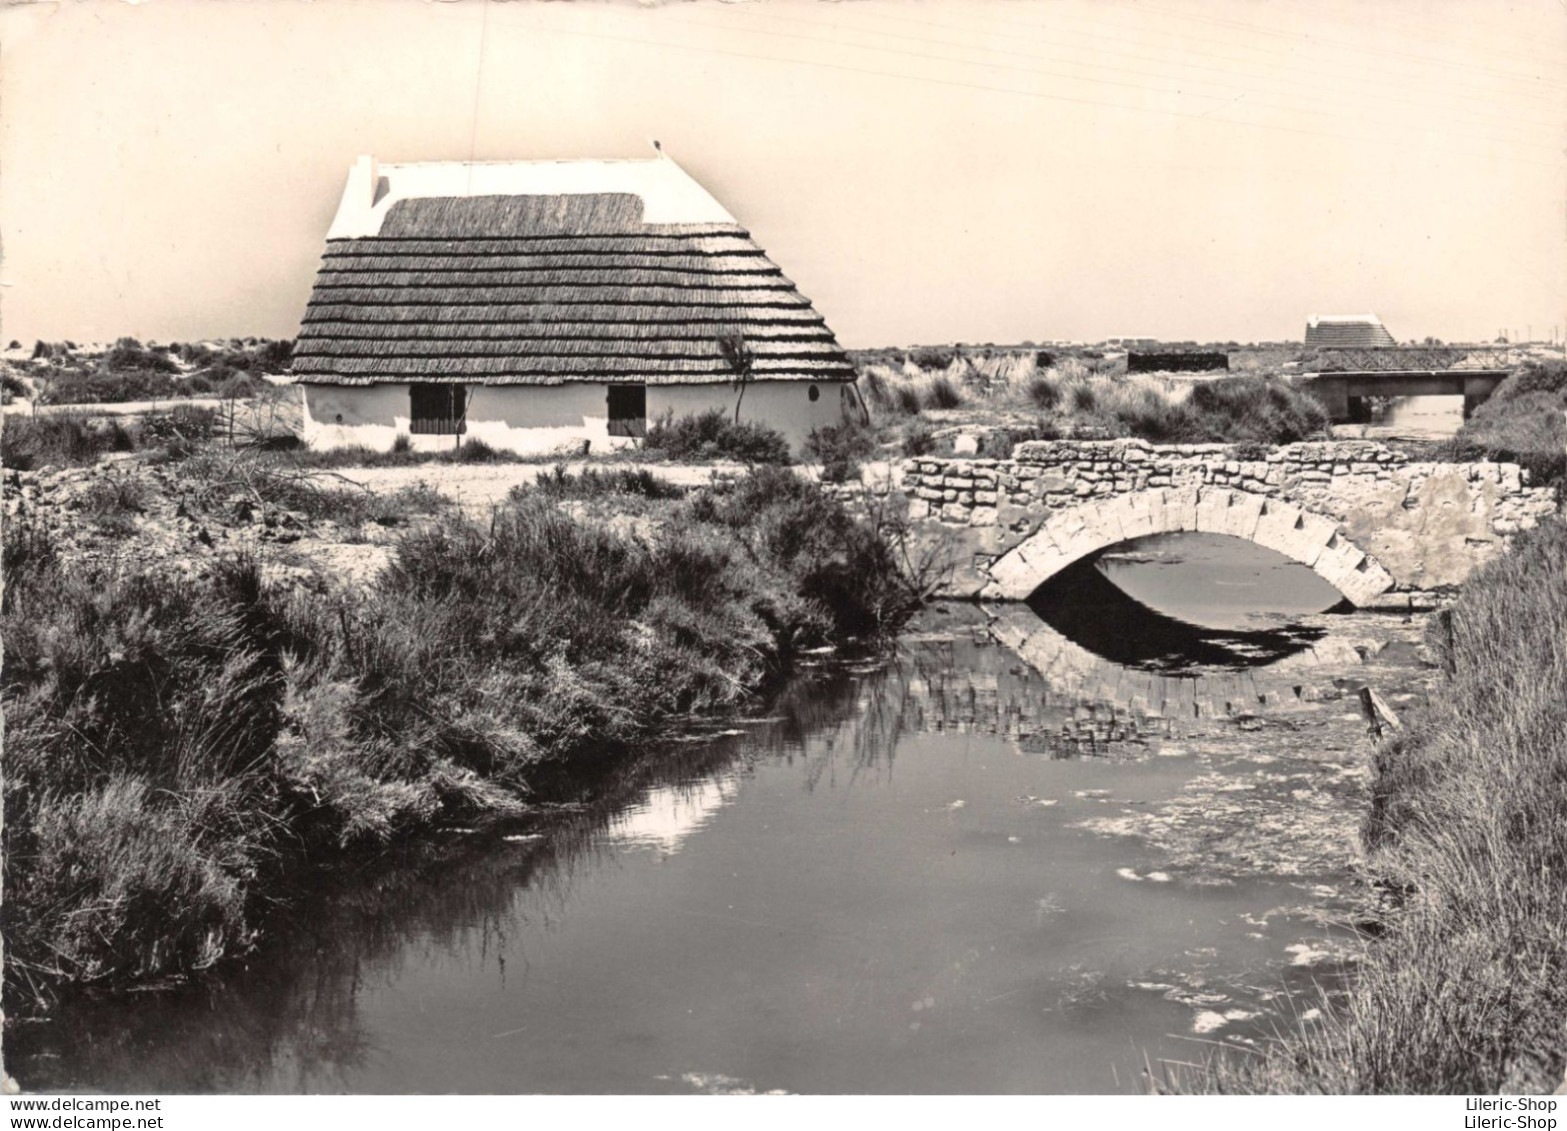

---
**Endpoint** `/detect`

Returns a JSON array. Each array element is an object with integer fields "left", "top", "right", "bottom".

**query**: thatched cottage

[
  {"left": 292, "top": 154, "right": 864, "bottom": 453},
  {"left": 1303, "top": 314, "right": 1397, "bottom": 348}
]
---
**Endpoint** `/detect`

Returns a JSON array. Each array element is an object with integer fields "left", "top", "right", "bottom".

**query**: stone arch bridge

[{"left": 892, "top": 439, "right": 1557, "bottom": 607}]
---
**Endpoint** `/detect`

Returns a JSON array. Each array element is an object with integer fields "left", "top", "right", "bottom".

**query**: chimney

[{"left": 326, "top": 155, "right": 383, "bottom": 240}]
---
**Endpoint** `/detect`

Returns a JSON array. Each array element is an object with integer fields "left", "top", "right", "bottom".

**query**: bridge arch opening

[
  {"left": 1024, "top": 540, "right": 1333, "bottom": 671},
  {"left": 980, "top": 486, "right": 1395, "bottom": 608}
]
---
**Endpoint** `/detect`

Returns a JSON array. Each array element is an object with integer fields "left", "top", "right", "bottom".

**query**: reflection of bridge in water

[{"left": 888, "top": 607, "right": 1379, "bottom": 759}]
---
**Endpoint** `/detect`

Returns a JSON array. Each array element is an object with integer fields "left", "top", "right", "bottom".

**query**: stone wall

[{"left": 892, "top": 439, "right": 1558, "bottom": 606}]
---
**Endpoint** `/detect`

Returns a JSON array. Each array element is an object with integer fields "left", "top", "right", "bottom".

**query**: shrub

[
  {"left": 1069, "top": 382, "right": 1097, "bottom": 412},
  {"left": 105, "top": 338, "right": 180, "bottom": 376},
  {"left": 1490, "top": 359, "right": 1567, "bottom": 402},
  {"left": 79, "top": 475, "right": 150, "bottom": 532},
  {"left": 391, "top": 433, "right": 413, "bottom": 455},
  {"left": 177, "top": 452, "right": 444, "bottom": 528},
  {"left": 1438, "top": 363, "right": 1567, "bottom": 487},
  {"left": 901, "top": 420, "right": 936, "bottom": 457},
  {"left": 909, "top": 347, "right": 956, "bottom": 371},
  {"left": 217, "top": 371, "right": 261, "bottom": 400},
  {"left": 805, "top": 419, "right": 877, "bottom": 483},
  {"left": 1, "top": 460, "right": 928, "bottom": 1007},
  {"left": 1026, "top": 374, "right": 1060, "bottom": 410},
  {"left": 141, "top": 405, "right": 219, "bottom": 450},
  {"left": 1111, "top": 386, "right": 1194, "bottom": 442},
  {"left": 2, "top": 554, "right": 294, "bottom": 993},
  {"left": 177, "top": 343, "right": 217, "bottom": 367},
  {"left": 1182, "top": 376, "right": 1329, "bottom": 444},
  {"left": 894, "top": 384, "right": 923, "bottom": 415},
  {"left": 689, "top": 467, "right": 926, "bottom": 640},
  {"left": 529, "top": 465, "right": 686, "bottom": 501},
  {"left": 451, "top": 436, "right": 505, "bottom": 463},
  {"left": 923, "top": 375, "right": 964, "bottom": 410},
  {"left": 253, "top": 339, "right": 293, "bottom": 372},
  {"left": 643, "top": 409, "right": 792, "bottom": 465},
  {"left": 1, "top": 413, "right": 138, "bottom": 470}
]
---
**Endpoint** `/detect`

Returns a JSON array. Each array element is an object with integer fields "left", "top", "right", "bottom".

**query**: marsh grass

[
  {"left": 1192, "top": 519, "right": 1567, "bottom": 1094},
  {"left": 526, "top": 464, "right": 686, "bottom": 502},
  {"left": 923, "top": 375, "right": 965, "bottom": 410},
  {"left": 176, "top": 452, "right": 447, "bottom": 530},
  {"left": 855, "top": 348, "right": 1332, "bottom": 448},
  {"left": 1437, "top": 361, "right": 1567, "bottom": 487},
  {"left": 2, "top": 468, "right": 926, "bottom": 1011},
  {"left": 2, "top": 413, "right": 141, "bottom": 470}
]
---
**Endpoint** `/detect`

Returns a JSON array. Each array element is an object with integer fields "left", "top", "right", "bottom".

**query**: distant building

[
  {"left": 1303, "top": 314, "right": 1396, "bottom": 348},
  {"left": 1104, "top": 336, "right": 1158, "bottom": 349},
  {"left": 292, "top": 154, "right": 862, "bottom": 454}
]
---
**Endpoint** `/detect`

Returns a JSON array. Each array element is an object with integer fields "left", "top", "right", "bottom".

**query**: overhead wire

[
  {"left": 1133, "top": 2, "right": 1567, "bottom": 90},
  {"left": 803, "top": 4, "right": 1567, "bottom": 135},
  {"left": 701, "top": 4, "right": 1562, "bottom": 149},
  {"left": 465, "top": 6, "right": 1563, "bottom": 169}
]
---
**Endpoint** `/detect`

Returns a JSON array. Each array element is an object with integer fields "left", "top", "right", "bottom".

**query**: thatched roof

[
  {"left": 294, "top": 157, "right": 856, "bottom": 387},
  {"left": 1304, "top": 314, "right": 1397, "bottom": 348}
]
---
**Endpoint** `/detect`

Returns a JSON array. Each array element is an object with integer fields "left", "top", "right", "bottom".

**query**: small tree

[{"left": 718, "top": 332, "right": 755, "bottom": 425}]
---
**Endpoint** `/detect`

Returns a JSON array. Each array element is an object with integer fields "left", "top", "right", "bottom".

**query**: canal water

[{"left": 10, "top": 535, "right": 1437, "bottom": 1094}]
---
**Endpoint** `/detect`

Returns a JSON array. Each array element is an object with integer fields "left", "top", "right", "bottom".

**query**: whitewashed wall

[{"left": 299, "top": 380, "right": 862, "bottom": 455}]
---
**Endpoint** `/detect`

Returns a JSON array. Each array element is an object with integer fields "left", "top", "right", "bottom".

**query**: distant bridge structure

[{"left": 1303, "top": 345, "right": 1515, "bottom": 421}]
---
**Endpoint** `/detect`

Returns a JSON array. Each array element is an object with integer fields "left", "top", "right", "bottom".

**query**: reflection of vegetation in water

[{"left": 10, "top": 673, "right": 874, "bottom": 1093}]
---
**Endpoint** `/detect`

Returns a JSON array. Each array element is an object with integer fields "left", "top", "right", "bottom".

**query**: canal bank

[
  {"left": 1197, "top": 517, "right": 1567, "bottom": 1095},
  {"left": 8, "top": 536, "right": 1445, "bottom": 1093},
  {"left": 0, "top": 464, "right": 930, "bottom": 1025}
]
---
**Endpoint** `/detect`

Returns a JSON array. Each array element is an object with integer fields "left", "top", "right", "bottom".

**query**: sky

[{"left": 1, "top": 0, "right": 1563, "bottom": 348}]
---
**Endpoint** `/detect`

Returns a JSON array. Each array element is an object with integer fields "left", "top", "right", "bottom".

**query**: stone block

[
  {"left": 1220, "top": 490, "right": 1266, "bottom": 540},
  {"left": 1252, "top": 499, "right": 1309, "bottom": 560},
  {"left": 1193, "top": 487, "right": 1236, "bottom": 535},
  {"left": 1116, "top": 492, "right": 1161, "bottom": 540}
]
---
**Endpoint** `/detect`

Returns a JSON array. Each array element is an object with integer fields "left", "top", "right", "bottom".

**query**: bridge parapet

[{"left": 893, "top": 438, "right": 1557, "bottom": 605}]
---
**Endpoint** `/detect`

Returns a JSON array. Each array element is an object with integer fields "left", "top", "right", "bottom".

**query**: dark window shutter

[{"left": 410, "top": 384, "right": 467, "bottom": 435}]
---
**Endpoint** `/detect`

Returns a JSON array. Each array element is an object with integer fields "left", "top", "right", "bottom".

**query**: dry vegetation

[
  {"left": 1437, "top": 359, "right": 1567, "bottom": 487},
  {"left": 3, "top": 337, "right": 293, "bottom": 407},
  {"left": 1, "top": 437, "right": 931, "bottom": 1013},
  {"left": 850, "top": 347, "right": 1331, "bottom": 456}
]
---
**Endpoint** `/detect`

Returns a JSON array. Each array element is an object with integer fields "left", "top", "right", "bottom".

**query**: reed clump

[{"left": 1436, "top": 360, "right": 1567, "bottom": 488}]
